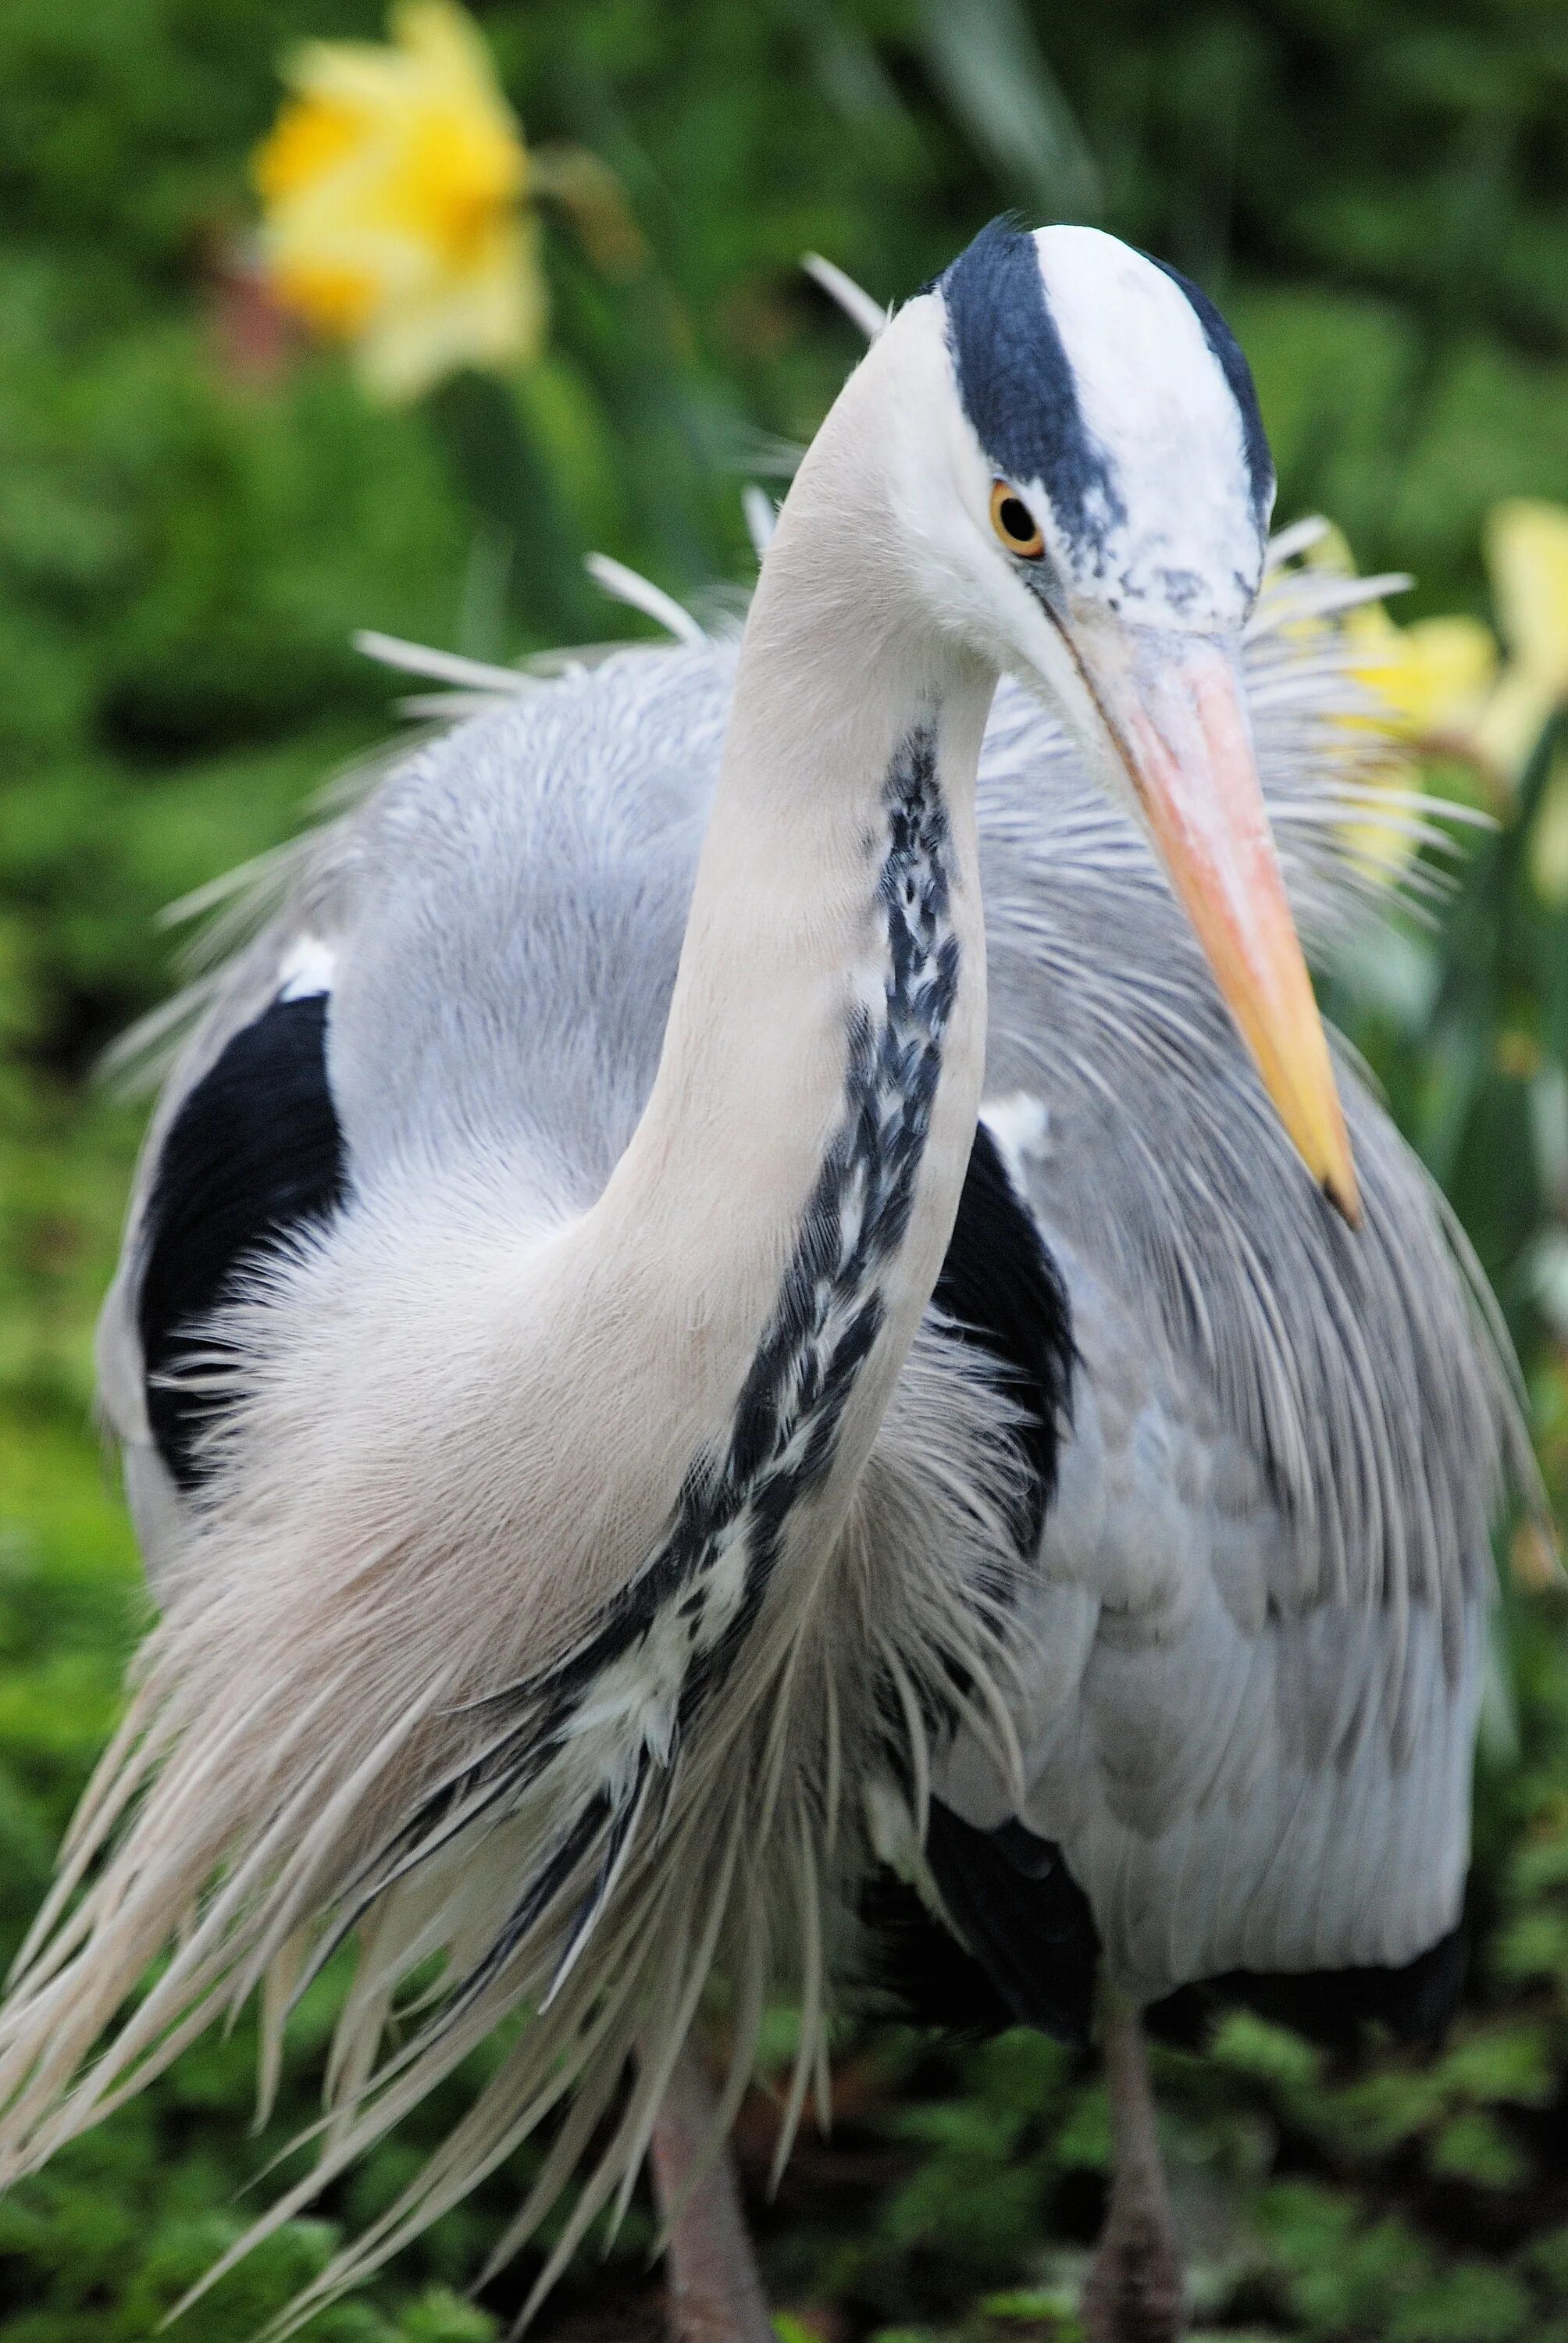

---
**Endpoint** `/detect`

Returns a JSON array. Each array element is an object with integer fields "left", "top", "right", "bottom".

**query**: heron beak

[{"left": 1067, "top": 616, "right": 1360, "bottom": 1225}]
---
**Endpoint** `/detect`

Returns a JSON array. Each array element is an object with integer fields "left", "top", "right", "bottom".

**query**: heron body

[
  {"left": 0, "top": 223, "right": 1529, "bottom": 2327},
  {"left": 112, "top": 626, "right": 1516, "bottom": 2010}
]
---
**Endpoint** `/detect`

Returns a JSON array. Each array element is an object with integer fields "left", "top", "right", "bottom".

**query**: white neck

[
  {"left": 539, "top": 384, "right": 989, "bottom": 1640},
  {"left": 590, "top": 358, "right": 997, "bottom": 1533},
  {"left": 438, "top": 327, "right": 1007, "bottom": 1692}
]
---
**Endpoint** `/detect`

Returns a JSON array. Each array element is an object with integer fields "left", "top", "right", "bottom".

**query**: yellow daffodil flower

[
  {"left": 1344, "top": 601, "right": 1499, "bottom": 751},
  {"left": 1300, "top": 523, "right": 1497, "bottom": 754},
  {"left": 1295, "top": 526, "right": 1498, "bottom": 875},
  {"left": 1295, "top": 505, "right": 1568, "bottom": 893},
  {"left": 254, "top": 0, "right": 541, "bottom": 401},
  {"left": 1342, "top": 601, "right": 1499, "bottom": 874}
]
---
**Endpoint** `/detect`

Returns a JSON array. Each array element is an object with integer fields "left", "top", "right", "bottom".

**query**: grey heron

[{"left": 0, "top": 220, "right": 1530, "bottom": 2343}]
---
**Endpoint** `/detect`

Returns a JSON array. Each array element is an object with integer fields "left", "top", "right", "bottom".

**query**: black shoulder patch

[
  {"left": 931, "top": 1119, "right": 1074, "bottom": 1553},
  {"left": 941, "top": 216, "right": 1124, "bottom": 556},
  {"left": 889, "top": 1802, "right": 1100, "bottom": 2045},
  {"left": 857, "top": 1866, "right": 1019, "bottom": 2038},
  {"left": 137, "top": 992, "right": 345, "bottom": 1491},
  {"left": 1146, "top": 255, "right": 1275, "bottom": 528},
  {"left": 875, "top": 1831, "right": 1464, "bottom": 2057},
  {"left": 1149, "top": 1918, "right": 1469, "bottom": 2053}
]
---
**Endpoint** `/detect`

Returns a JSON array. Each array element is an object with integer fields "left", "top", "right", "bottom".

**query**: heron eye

[{"left": 989, "top": 483, "right": 1045, "bottom": 558}]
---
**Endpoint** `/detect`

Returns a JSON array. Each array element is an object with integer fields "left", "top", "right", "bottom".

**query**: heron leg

[
  {"left": 1082, "top": 1986, "right": 1185, "bottom": 2343},
  {"left": 648, "top": 2039, "right": 774, "bottom": 2343}
]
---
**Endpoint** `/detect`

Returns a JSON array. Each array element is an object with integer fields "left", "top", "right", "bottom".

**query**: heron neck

[{"left": 591, "top": 465, "right": 996, "bottom": 1532}]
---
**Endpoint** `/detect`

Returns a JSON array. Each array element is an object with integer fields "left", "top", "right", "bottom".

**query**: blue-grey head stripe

[
  {"left": 1147, "top": 256, "right": 1275, "bottom": 527},
  {"left": 940, "top": 217, "right": 1124, "bottom": 555}
]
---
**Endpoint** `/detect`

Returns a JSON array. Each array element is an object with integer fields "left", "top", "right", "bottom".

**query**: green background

[{"left": 5, "top": 2, "right": 1568, "bottom": 2337}]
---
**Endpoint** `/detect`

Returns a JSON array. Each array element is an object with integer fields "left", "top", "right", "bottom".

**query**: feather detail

[{"left": 0, "top": 1314, "right": 1032, "bottom": 2328}]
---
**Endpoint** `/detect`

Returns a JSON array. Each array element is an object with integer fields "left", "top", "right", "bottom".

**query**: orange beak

[{"left": 1069, "top": 617, "right": 1360, "bottom": 1224}]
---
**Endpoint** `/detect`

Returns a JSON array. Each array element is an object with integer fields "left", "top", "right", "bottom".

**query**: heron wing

[
  {"left": 928, "top": 1097, "right": 1496, "bottom": 2011},
  {"left": 98, "top": 647, "right": 725, "bottom": 1585},
  {"left": 914, "top": 651, "right": 1527, "bottom": 2014}
]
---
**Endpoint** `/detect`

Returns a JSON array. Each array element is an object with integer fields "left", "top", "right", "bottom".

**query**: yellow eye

[{"left": 989, "top": 481, "right": 1045, "bottom": 558}]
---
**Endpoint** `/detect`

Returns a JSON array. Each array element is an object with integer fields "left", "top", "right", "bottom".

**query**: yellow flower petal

[
  {"left": 390, "top": 107, "right": 525, "bottom": 259},
  {"left": 1302, "top": 519, "right": 1357, "bottom": 578},
  {"left": 1300, "top": 528, "right": 1498, "bottom": 744},
  {"left": 1470, "top": 665, "right": 1560, "bottom": 783},
  {"left": 1351, "top": 612, "right": 1498, "bottom": 742},
  {"left": 1487, "top": 499, "right": 1568, "bottom": 693},
  {"left": 1290, "top": 522, "right": 1502, "bottom": 876},
  {"left": 392, "top": 0, "right": 508, "bottom": 91},
  {"left": 356, "top": 216, "right": 547, "bottom": 401},
  {"left": 253, "top": 96, "right": 365, "bottom": 204},
  {"left": 279, "top": 36, "right": 416, "bottom": 112},
  {"left": 266, "top": 254, "right": 383, "bottom": 339},
  {"left": 1337, "top": 756, "right": 1426, "bottom": 881},
  {"left": 253, "top": 0, "right": 541, "bottom": 400}
]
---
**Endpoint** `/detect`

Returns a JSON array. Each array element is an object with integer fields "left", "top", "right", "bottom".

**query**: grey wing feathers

[
  {"left": 976, "top": 664, "right": 1527, "bottom": 1631},
  {"left": 99, "top": 646, "right": 724, "bottom": 1581},
  {"left": 315, "top": 648, "right": 718, "bottom": 1204},
  {"left": 935, "top": 1215, "right": 1490, "bottom": 1999},
  {"left": 939, "top": 637, "right": 1530, "bottom": 1992}
]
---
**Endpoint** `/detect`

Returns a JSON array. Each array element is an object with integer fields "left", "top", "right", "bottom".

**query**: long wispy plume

[{"left": 0, "top": 1300, "right": 1032, "bottom": 2334}]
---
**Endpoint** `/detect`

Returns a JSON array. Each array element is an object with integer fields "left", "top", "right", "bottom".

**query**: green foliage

[{"left": 5, "top": 1, "right": 1568, "bottom": 2338}]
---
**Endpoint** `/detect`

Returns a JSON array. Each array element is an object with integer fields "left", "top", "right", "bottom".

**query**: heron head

[{"left": 877, "top": 217, "right": 1356, "bottom": 1221}]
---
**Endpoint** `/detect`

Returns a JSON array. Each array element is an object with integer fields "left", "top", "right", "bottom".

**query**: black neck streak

[{"left": 561, "top": 720, "right": 957, "bottom": 1701}]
